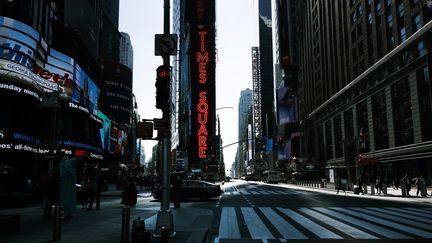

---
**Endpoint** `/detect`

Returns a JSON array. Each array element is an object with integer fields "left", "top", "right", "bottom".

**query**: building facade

[
  {"left": 237, "top": 88, "right": 253, "bottom": 176},
  {"left": 296, "top": 0, "right": 432, "bottom": 185},
  {"left": 119, "top": 32, "right": 134, "bottom": 70},
  {"left": 0, "top": 0, "right": 135, "bottom": 199}
]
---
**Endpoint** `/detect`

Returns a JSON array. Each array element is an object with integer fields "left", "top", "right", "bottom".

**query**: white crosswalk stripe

[
  {"left": 218, "top": 207, "right": 241, "bottom": 239},
  {"left": 215, "top": 206, "right": 432, "bottom": 241}
]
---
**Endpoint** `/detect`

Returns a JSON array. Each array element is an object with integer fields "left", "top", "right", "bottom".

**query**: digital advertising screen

[{"left": 276, "top": 86, "right": 298, "bottom": 124}]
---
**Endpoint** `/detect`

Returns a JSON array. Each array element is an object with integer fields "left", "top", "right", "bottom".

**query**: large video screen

[{"left": 276, "top": 86, "right": 298, "bottom": 124}]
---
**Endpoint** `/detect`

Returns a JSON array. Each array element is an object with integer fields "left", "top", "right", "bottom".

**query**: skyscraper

[
  {"left": 119, "top": 32, "right": 134, "bottom": 70},
  {"left": 237, "top": 88, "right": 253, "bottom": 175},
  {"left": 254, "top": 0, "right": 275, "bottom": 170}
]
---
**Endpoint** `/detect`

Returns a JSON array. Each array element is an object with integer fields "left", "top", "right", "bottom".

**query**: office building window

[
  {"left": 372, "top": 90, "right": 389, "bottom": 150},
  {"left": 334, "top": 115, "right": 343, "bottom": 158},
  {"left": 413, "top": 14, "right": 422, "bottom": 31},
  {"left": 376, "top": 2, "right": 382, "bottom": 15},
  {"left": 368, "top": 12, "right": 374, "bottom": 24},
  {"left": 391, "top": 78, "right": 414, "bottom": 146},
  {"left": 319, "top": 124, "right": 325, "bottom": 160},
  {"left": 325, "top": 120, "right": 334, "bottom": 159},
  {"left": 344, "top": 108, "right": 354, "bottom": 140},
  {"left": 400, "top": 27, "right": 407, "bottom": 42},
  {"left": 357, "top": 100, "right": 370, "bottom": 152},
  {"left": 398, "top": 3, "right": 405, "bottom": 17},
  {"left": 417, "top": 66, "right": 432, "bottom": 141},
  {"left": 387, "top": 15, "right": 393, "bottom": 28},
  {"left": 418, "top": 41, "right": 425, "bottom": 56}
]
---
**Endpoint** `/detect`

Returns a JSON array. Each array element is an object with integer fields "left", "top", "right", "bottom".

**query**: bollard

[
  {"left": 121, "top": 206, "right": 131, "bottom": 243},
  {"left": 161, "top": 226, "right": 170, "bottom": 243},
  {"left": 52, "top": 205, "right": 63, "bottom": 241}
]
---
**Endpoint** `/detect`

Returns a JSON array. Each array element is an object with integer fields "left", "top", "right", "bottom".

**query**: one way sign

[{"left": 155, "top": 34, "right": 177, "bottom": 56}]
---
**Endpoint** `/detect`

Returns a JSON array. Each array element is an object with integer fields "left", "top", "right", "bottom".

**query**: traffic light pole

[{"left": 155, "top": 0, "right": 175, "bottom": 238}]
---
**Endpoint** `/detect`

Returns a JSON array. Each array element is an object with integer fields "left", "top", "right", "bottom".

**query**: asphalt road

[{"left": 203, "top": 179, "right": 432, "bottom": 243}]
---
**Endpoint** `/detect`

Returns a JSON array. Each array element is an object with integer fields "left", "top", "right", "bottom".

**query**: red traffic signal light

[{"left": 155, "top": 65, "right": 170, "bottom": 110}]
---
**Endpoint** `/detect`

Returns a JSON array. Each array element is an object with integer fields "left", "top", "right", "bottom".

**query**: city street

[
  {"left": 209, "top": 180, "right": 432, "bottom": 243},
  {"left": 1, "top": 180, "right": 432, "bottom": 242}
]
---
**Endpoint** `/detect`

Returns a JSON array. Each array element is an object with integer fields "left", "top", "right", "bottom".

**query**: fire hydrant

[{"left": 131, "top": 217, "right": 150, "bottom": 243}]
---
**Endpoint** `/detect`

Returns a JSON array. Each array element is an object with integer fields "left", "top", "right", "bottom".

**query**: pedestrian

[
  {"left": 172, "top": 174, "right": 182, "bottom": 208},
  {"left": 336, "top": 176, "right": 345, "bottom": 194},
  {"left": 402, "top": 173, "right": 411, "bottom": 196},
  {"left": 392, "top": 176, "right": 399, "bottom": 190},
  {"left": 88, "top": 168, "right": 103, "bottom": 210},
  {"left": 358, "top": 177, "right": 364, "bottom": 195},
  {"left": 414, "top": 175, "right": 423, "bottom": 197},
  {"left": 375, "top": 177, "right": 383, "bottom": 195},
  {"left": 43, "top": 171, "right": 59, "bottom": 218},
  {"left": 58, "top": 154, "right": 81, "bottom": 219},
  {"left": 79, "top": 174, "right": 91, "bottom": 209}
]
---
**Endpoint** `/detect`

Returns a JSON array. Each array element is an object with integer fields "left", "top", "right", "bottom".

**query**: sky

[{"left": 119, "top": 0, "right": 258, "bottom": 172}]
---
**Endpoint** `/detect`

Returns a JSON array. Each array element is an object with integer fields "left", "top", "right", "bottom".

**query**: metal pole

[
  {"left": 155, "top": 0, "right": 175, "bottom": 238},
  {"left": 52, "top": 205, "right": 62, "bottom": 241},
  {"left": 121, "top": 206, "right": 131, "bottom": 243}
]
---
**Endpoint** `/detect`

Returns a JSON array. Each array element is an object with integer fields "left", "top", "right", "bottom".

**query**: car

[
  {"left": 153, "top": 179, "right": 222, "bottom": 201},
  {"left": 244, "top": 175, "right": 258, "bottom": 181}
]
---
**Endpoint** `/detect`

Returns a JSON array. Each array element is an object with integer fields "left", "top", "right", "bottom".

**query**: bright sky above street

[{"left": 119, "top": 0, "right": 258, "bottom": 171}]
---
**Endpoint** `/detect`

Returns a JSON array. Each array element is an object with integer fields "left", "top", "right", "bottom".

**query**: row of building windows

[{"left": 321, "top": 65, "right": 432, "bottom": 160}]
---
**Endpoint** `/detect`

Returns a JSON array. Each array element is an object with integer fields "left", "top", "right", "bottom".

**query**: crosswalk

[
  {"left": 214, "top": 207, "right": 432, "bottom": 241},
  {"left": 222, "top": 187, "right": 313, "bottom": 196}
]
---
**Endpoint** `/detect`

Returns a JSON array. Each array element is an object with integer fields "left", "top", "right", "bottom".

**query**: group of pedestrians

[
  {"left": 42, "top": 154, "right": 104, "bottom": 219},
  {"left": 78, "top": 167, "right": 103, "bottom": 211}
]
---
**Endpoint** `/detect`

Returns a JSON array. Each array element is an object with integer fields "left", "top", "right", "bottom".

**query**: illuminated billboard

[
  {"left": 98, "top": 111, "right": 111, "bottom": 150},
  {"left": 276, "top": 86, "right": 298, "bottom": 124},
  {"left": 190, "top": 22, "right": 216, "bottom": 164},
  {"left": 0, "top": 16, "right": 100, "bottom": 114}
]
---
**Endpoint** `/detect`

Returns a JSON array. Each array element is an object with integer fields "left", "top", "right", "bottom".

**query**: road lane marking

[
  {"left": 332, "top": 207, "right": 432, "bottom": 238},
  {"left": 314, "top": 207, "right": 412, "bottom": 239},
  {"left": 361, "top": 208, "right": 432, "bottom": 231},
  {"left": 218, "top": 207, "right": 241, "bottom": 239},
  {"left": 368, "top": 207, "right": 432, "bottom": 224},
  {"left": 241, "top": 207, "right": 274, "bottom": 239},
  {"left": 300, "top": 207, "right": 378, "bottom": 239},
  {"left": 277, "top": 207, "right": 343, "bottom": 239},
  {"left": 260, "top": 207, "right": 307, "bottom": 239}
]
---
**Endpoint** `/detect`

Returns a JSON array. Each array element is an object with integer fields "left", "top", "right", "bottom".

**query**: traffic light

[
  {"left": 358, "top": 153, "right": 362, "bottom": 163},
  {"left": 155, "top": 65, "right": 170, "bottom": 110}
]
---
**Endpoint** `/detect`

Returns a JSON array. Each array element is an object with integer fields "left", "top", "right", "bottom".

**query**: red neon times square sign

[
  {"left": 192, "top": 25, "right": 215, "bottom": 161},
  {"left": 197, "top": 30, "right": 209, "bottom": 159}
]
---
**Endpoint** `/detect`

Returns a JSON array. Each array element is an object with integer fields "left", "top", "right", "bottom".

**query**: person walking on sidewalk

[
  {"left": 172, "top": 174, "right": 182, "bottom": 208},
  {"left": 402, "top": 174, "right": 411, "bottom": 196},
  {"left": 88, "top": 168, "right": 103, "bottom": 210},
  {"left": 414, "top": 175, "right": 424, "bottom": 197},
  {"left": 336, "top": 176, "right": 345, "bottom": 194}
]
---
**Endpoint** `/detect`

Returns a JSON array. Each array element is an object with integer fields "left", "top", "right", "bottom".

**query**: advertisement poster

[{"left": 276, "top": 86, "right": 298, "bottom": 124}]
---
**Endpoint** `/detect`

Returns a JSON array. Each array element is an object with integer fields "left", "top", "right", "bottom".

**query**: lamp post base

[{"left": 154, "top": 210, "right": 176, "bottom": 238}]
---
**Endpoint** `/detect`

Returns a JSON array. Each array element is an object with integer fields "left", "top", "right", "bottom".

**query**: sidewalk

[
  {"left": 0, "top": 185, "right": 213, "bottom": 243},
  {"left": 277, "top": 181, "right": 432, "bottom": 204}
]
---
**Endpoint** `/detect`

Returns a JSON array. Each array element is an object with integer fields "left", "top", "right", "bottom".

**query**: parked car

[
  {"left": 244, "top": 175, "right": 258, "bottom": 181},
  {"left": 153, "top": 179, "right": 222, "bottom": 201}
]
